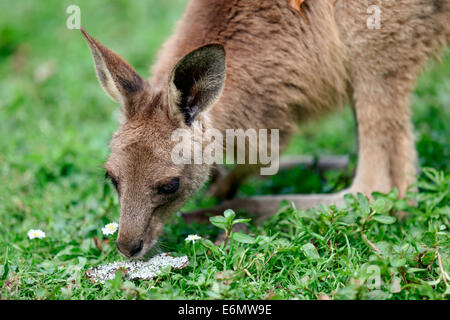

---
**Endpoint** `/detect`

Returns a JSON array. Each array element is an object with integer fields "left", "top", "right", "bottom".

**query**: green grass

[{"left": 0, "top": 0, "right": 449, "bottom": 300}]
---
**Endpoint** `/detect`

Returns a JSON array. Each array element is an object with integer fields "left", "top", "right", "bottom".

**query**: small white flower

[
  {"left": 102, "top": 222, "right": 118, "bottom": 235},
  {"left": 27, "top": 229, "right": 46, "bottom": 240},
  {"left": 185, "top": 234, "right": 202, "bottom": 242}
]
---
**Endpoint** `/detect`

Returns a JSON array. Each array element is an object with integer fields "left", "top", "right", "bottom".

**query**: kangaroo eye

[
  {"left": 157, "top": 177, "right": 180, "bottom": 195},
  {"left": 105, "top": 172, "right": 119, "bottom": 191}
]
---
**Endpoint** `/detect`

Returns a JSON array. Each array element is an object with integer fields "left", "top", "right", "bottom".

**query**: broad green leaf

[
  {"left": 209, "top": 216, "right": 227, "bottom": 230},
  {"left": 357, "top": 193, "right": 370, "bottom": 216},
  {"left": 232, "top": 218, "right": 251, "bottom": 225},
  {"left": 373, "top": 241, "right": 392, "bottom": 256},
  {"left": 370, "top": 199, "right": 387, "bottom": 213},
  {"left": 301, "top": 243, "right": 320, "bottom": 260},
  {"left": 391, "top": 257, "right": 406, "bottom": 267},
  {"left": 343, "top": 193, "right": 356, "bottom": 207},
  {"left": 372, "top": 215, "right": 396, "bottom": 224},
  {"left": 232, "top": 232, "right": 256, "bottom": 244},
  {"left": 223, "top": 209, "right": 236, "bottom": 220},
  {"left": 210, "top": 216, "right": 226, "bottom": 223}
]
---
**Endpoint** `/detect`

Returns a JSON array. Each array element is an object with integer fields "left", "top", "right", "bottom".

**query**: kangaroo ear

[
  {"left": 81, "top": 28, "right": 144, "bottom": 107},
  {"left": 168, "top": 44, "right": 226, "bottom": 126}
]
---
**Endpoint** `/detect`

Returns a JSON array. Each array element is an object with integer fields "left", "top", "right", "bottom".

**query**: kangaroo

[{"left": 82, "top": 0, "right": 449, "bottom": 258}]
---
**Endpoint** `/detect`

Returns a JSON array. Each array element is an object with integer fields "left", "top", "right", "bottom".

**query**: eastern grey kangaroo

[{"left": 82, "top": 0, "right": 449, "bottom": 257}]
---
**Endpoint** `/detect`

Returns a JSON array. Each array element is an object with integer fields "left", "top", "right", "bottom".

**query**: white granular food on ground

[{"left": 86, "top": 253, "right": 189, "bottom": 284}]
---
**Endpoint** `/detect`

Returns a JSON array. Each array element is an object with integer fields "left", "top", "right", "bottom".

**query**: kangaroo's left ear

[
  {"left": 81, "top": 28, "right": 145, "bottom": 110},
  {"left": 168, "top": 44, "right": 226, "bottom": 126}
]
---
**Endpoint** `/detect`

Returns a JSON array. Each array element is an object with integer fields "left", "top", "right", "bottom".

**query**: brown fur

[{"left": 82, "top": 0, "right": 449, "bottom": 257}]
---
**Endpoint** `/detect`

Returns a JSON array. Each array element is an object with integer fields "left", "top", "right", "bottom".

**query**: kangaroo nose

[{"left": 116, "top": 239, "right": 143, "bottom": 258}]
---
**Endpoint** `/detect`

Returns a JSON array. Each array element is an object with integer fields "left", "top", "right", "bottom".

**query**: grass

[{"left": 0, "top": 0, "right": 449, "bottom": 300}]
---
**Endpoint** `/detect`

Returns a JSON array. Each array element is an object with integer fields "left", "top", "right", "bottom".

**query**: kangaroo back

[{"left": 335, "top": 0, "right": 449, "bottom": 88}]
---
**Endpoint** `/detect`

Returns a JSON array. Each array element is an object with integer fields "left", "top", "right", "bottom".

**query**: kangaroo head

[{"left": 81, "top": 29, "right": 226, "bottom": 258}]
